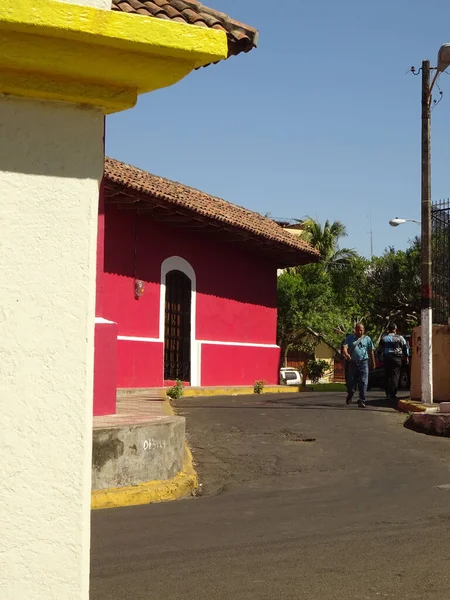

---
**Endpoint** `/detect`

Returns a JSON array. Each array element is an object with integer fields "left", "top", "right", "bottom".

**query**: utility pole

[{"left": 421, "top": 59, "right": 433, "bottom": 403}]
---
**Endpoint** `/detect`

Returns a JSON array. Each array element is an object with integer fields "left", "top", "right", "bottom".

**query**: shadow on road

[{"left": 176, "top": 395, "right": 401, "bottom": 414}]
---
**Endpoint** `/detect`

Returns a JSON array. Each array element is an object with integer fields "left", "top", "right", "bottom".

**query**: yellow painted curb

[
  {"left": 397, "top": 399, "right": 427, "bottom": 413},
  {"left": 91, "top": 399, "right": 198, "bottom": 510},
  {"left": 91, "top": 445, "right": 198, "bottom": 510},
  {"left": 182, "top": 386, "right": 300, "bottom": 397}
]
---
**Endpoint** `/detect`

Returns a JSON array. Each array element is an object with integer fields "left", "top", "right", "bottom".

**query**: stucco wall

[
  {"left": 64, "top": 0, "right": 112, "bottom": 7},
  {"left": 102, "top": 205, "right": 280, "bottom": 387},
  {"left": 94, "top": 319, "right": 118, "bottom": 415},
  {"left": 117, "top": 339, "right": 164, "bottom": 388},
  {"left": 201, "top": 344, "right": 280, "bottom": 386},
  {"left": 315, "top": 342, "right": 335, "bottom": 360},
  {"left": 314, "top": 342, "right": 335, "bottom": 382},
  {"left": 0, "top": 95, "right": 103, "bottom": 598},
  {"left": 410, "top": 324, "right": 450, "bottom": 401}
]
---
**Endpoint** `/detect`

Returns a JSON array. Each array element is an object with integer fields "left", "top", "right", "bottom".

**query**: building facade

[{"left": 94, "top": 158, "right": 318, "bottom": 414}]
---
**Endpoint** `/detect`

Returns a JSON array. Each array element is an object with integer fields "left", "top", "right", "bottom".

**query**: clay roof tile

[{"left": 104, "top": 157, "right": 318, "bottom": 266}]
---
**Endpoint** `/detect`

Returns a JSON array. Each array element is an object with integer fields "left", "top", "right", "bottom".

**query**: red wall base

[
  {"left": 94, "top": 320, "right": 118, "bottom": 416},
  {"left": 201, "top": 344, "right": 280, "bottom": 386},
  {"left": 117, "top": 340, "right": 164, "bottom": 388}
]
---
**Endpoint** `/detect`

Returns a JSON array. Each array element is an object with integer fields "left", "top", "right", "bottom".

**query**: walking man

[
  {"left": 342, "top": 323, "right": 376, "bottom": 408},
  {"left": 341, "top": 334, "right": 358, "bottom": 393},
  {"left": 379, "top": 323, "right": 409, "bottom": 407}
]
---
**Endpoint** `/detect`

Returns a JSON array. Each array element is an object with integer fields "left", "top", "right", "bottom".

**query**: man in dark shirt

[{"left": 379, "top": 323, "right": 409, "bottom": 407}]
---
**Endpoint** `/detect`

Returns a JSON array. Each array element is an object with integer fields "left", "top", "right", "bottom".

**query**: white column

[
  {"left": 0, "top": 0, "right": 227, "bottom": 597},
  {"left": 0, "top": 98, "right": 103, "bottom": 598},
  {"left": 0, "top": 1, "right": 111, "bottom": 595},
  {"left": 421, "top": 308, "right": 434, "bottom": 403}
]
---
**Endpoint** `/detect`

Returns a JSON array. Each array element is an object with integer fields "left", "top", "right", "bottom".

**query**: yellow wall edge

[
  {"left": 0, "top": 69, "right": 137, "bottom": 113},
  {"left": 0, "top": 0, "right": 228, "bottom": 112},
  {"left": 1, "top": 0, "right": 228, "bottom": 65}
]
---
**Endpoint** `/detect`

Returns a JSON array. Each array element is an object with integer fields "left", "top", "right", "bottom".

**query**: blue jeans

[{"left": 347, "top": 360, "right": 369, "bottom": 401}]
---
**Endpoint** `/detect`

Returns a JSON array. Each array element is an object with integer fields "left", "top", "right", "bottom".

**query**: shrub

[
  {"left": 167, "top": 379, "right": 184, "bottom": 400},
  {"left": 254, "top": 380, "right": 266, "bottom": 394},
  {"left": 306, "top": 359, "right": 331, "bottom": 384}
]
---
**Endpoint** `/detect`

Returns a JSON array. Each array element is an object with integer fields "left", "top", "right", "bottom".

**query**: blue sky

[{"left": 106, "top": 0, "right": 450, "bottom": 258}]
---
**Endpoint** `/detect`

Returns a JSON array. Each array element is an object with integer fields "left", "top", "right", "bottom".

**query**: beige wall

[
  {"left": 314, "top": 342, "right": 335, "bottom": 382},
  {"left": 284, "top": 227, "right": 305, "bottom": 237},
  {"left": 0, "top": 96, "right": 103, "bottom": 598},
  {"left": 410, "top": 324, "right": 450, "bottom": 401},
  {"left": 1, "top": 7, "right": 110, "bottom": 600},
  {"left": 315, "top": 342, "right": 335, "bottom": 360}
]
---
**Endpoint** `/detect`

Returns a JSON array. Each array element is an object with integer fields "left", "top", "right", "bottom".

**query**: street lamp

[
  {"left": 389, "top": 218, "right": 421, "bottom": 227},
  {"left": 419, "top": 45, "right": 450, "bottom": 404}
]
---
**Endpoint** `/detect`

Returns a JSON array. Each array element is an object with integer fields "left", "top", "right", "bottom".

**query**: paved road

[{"left": 91, "top": 392, "right": 450, "bottom": 600}]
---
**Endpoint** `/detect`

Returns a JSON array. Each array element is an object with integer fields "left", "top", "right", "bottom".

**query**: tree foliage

[
  {"left": 277, "top": 264, "right": 344, "bottom": 363},
  {"left": 277, "top": 220, "right": 420, "bottom": 361},
  {"left": 300, "top": 217, "right": 358, "bottom": 271}
]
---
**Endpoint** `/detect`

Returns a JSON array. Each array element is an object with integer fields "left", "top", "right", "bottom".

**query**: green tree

[
  {"left": 330, "top": 255, "right": 371, "bottom": 335},
  {"left": 277, "top": 267, "right": 343, "bottom": 366},
  {"left": 363, "top": 239, "right": 420, "bottom": 342},
  {"left": 276, "top": 221, "right": 420, "bottom": 367},
  {"left": 300, "top": 217, "right": 358, "bottom": 271}
]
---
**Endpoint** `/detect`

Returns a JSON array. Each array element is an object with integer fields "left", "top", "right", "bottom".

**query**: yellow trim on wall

[
  {"left": 0, "top": 0, "right": 228, "bottom": 113},
  {"left": 0, "top": 69, "right": 136, "bottom": 113}
]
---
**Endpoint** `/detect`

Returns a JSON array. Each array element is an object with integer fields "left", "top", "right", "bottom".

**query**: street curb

[
  {"left": 182, "top": 385, "right": 302, "bottom": 397},
  {"left": 117, "top": 385, "right": 304, "bottom": 398},
  {"left": 397, "top": 399, "right": 439, "bottom": 413},
  {"left": 91, "top": 400, "right": 198, "bottom": 510},
  {"left": 398, "top": 399, "right": 427, "bottom": 413}
]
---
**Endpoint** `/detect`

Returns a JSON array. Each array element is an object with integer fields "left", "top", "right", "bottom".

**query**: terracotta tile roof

[
  {"left": 104, "top": 157, "right": 319, "bottom": 264},
  {"left": 111, "top": 0, "right": 258, "bottom": 60}
]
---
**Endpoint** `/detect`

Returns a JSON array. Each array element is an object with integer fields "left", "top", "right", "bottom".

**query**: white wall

[
  {"left": 63, "top": 0, "right": 112, "bottom": 8},
  {"left": 0, "top": 94, "right": 103, "bottom": 598}
]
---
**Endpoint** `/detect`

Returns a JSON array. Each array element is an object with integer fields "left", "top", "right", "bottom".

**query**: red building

[{"left": 94, "top": 158, "right": 317, "bottom": 415}]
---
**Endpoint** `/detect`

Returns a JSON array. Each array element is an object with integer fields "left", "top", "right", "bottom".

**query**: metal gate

[
  {"left": 164, "top": 270, "right": 191, "bottom": 381},
  {"left": 432, "top": 198, "right": 450, "bottom": 324}
]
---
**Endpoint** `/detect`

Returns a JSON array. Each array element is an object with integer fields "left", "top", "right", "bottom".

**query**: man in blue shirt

[
  {"left": 379, "top": 323, "right": 409, "bottom": 407},
  {"left": 342, "top": 323, "right": 376, "bottom": 408}
]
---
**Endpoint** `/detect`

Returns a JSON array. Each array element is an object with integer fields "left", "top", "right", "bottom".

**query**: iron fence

[{"left": 432, "top": 198, "right": 450, "bottom": 324}]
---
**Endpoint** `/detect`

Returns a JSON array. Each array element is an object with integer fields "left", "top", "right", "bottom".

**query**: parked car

[
  {"left": 280, "top": 367, "right": 301, "bottom": 386},
  {"left": 367, "top": 335, "right": 412, "bottom": 391}
]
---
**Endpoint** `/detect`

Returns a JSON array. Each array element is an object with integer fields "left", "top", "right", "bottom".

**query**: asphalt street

[{"left": 91, "top": 391, "right": 450, "bottom": 600}]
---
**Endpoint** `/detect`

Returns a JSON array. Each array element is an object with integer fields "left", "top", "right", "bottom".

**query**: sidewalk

[{"left": 92, "top": 394, "right": 198, "bottom": 510}]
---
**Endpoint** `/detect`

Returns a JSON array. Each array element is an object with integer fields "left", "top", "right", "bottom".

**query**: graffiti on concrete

[{"left": 143, "top": 439, "right": 166, "bottom": 451}]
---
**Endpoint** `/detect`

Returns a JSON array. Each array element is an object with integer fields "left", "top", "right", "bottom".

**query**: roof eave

[{"left": 103, "top": 174, "right": 318, "bottom": 264}]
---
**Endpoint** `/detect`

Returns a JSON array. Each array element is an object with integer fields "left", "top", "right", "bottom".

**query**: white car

[{"left": 279, "top": 367, "right": 301, "bottom": 386}]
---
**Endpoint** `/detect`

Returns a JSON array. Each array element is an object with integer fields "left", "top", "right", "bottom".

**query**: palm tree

[{"left": 302, "top": 217, "right": 357, "bottom": 271}]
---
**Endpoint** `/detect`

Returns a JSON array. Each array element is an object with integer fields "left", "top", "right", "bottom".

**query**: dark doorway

[{"left": 164, "top": 270, "right": 191, "bottom": 382}]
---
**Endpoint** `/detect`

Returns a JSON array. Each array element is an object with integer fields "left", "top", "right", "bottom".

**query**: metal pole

[{"left": 421, "top": 59, "right": 433, "bottom": 403}]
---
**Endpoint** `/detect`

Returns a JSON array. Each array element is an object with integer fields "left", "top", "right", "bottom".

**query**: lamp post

[
  {"left": 416, "top": 46, "right": 450, "bottom": 403},
  {"left": 389, "top": 218, "right": 421, "bottom": 227},
  {"left": 421, "top": 59, "right": 434, "bottom": 404}
]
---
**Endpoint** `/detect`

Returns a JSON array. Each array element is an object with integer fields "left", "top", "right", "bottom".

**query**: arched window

[{"left": 164, "top": 270, "right": 192, "bottom": 381}]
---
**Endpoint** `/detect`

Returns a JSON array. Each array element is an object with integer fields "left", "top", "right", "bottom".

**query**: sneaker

[
  {"left": 357, "top": 400, "right": 367, "bottom": 408},
  {"left": 346, "top": 393, "right": 353, "bottom": 405}
]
